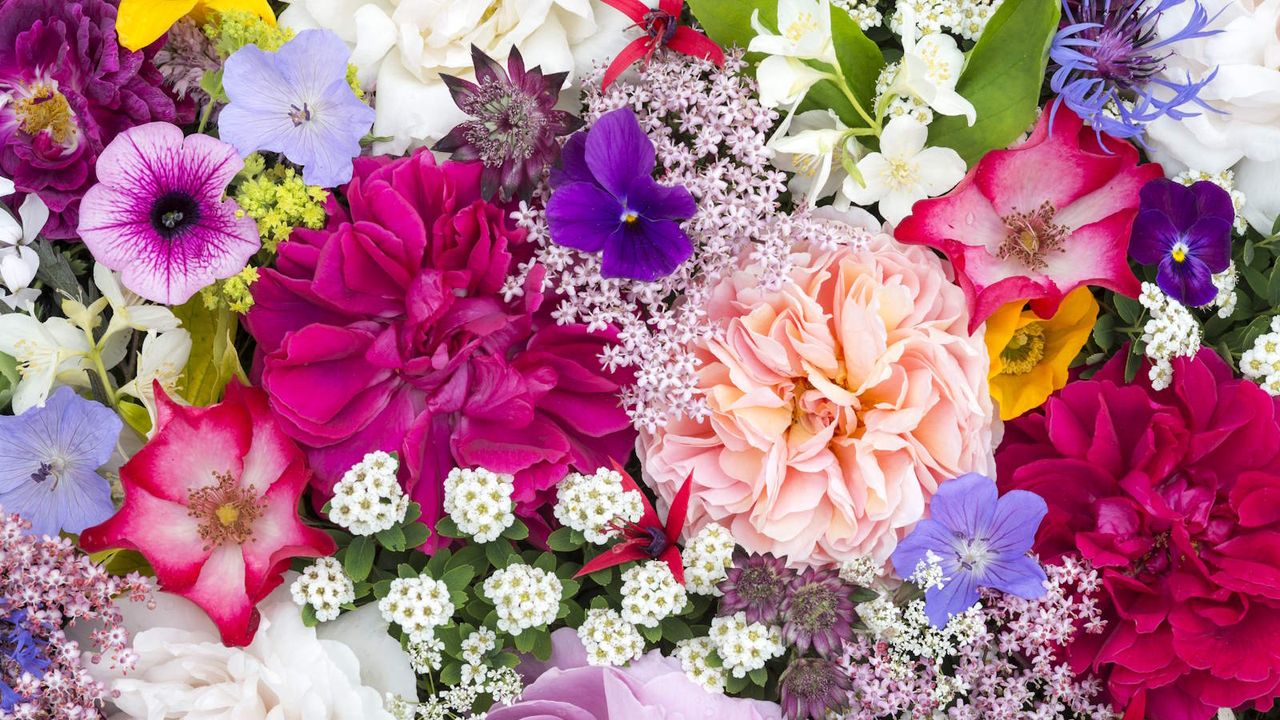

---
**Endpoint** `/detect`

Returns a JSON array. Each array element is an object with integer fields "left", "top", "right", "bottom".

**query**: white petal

[
  {"left": 318, "top": 603, "right": 418, "bottom": 699},
  {"left": 843, "top": 154, "right": 890, "bottom": 204},
  {"left": 880, "top": 188, "right": 923, "bottom": 225},
  {"left": 1236, "top": 157, "right": 1280, "bottom": 234},
  {"left": 17, "top": 194, "right": 48, "bottom": 244},
  {"left": 0, "top": 176, "right": 13, "bottom": 197},
  {"left": 914, "top": 146, "right": 968, "bottom": 196},
  {"left": 0, "top": 248, "right": 37, "bottom": 290},
  {"left": 878, "top": 116, "right": 929, "bottom": 158},
  {"left": 370, "top": 53, "right": 465, "bottom": 154}
]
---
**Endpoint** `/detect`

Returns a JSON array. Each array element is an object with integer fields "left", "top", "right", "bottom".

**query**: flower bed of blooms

[{"left": 4, "top": 0, "right": 1280, "bottom": 718}]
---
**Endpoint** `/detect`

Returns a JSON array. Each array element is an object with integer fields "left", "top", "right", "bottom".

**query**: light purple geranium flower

[
  {"left": 78, "top": 122, "right": 260, "bottom": 305},
  {"left": 891, "top": 473, "right": 1048, "bottom": 627},
  {"left": 0, "top": 386, "right": 122, "bottom": 537},
  {"left": 219, "top": 30, "right": 375, "bottom": 188},
  {"left": 546, "top": 107, "right": 696, "bottom": 282}
]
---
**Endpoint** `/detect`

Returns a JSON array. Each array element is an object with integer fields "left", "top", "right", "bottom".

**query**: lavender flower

[
  {"left": 891, "top": 474, "right": 1048, "bottom": 627},
  {"left": 0, "top": 387, "right": 121, "bottom": 538},
  {"left": 780, "top": 657, "right": 851, "bottom": 720},
  {"left": 434, "top": 45, "right": 583, "bottom": 202},
  {"left": 1050, "top": 0, "right": 1219, "bottom": 140},
  {"left": 546, "top": 107, "right": 696, "bottom": 282},
  {"left": 718, "top": 552, "right": 796, "bottom": 625},
  {"left": 781, "top": 568, "right": 857, "bottom": 658},
  {"left": 219, "top": 30, "right": 375, "bottom": 188},
  {"left": 1130, "top": 178, "right": 1234, "bottom": 307},
  {"left": 78, "top": 122, "right": 261, "bottom": 305}
]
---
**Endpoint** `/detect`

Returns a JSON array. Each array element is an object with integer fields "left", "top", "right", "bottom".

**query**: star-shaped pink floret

[
  {"left": 896, "top": 106, "right": 1162, "bottom": 332},
  {"left": 81, "top": 383, "right": 335, "bottom": 646}
]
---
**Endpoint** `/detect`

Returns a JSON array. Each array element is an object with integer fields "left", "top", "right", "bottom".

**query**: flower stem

[{"left": 830, "top": 63, "right": 880, "bottom": 134}]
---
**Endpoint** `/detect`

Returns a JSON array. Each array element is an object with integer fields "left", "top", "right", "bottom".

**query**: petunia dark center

[{"left": 149, "top": 192, "right": 201, "bottom": 239}]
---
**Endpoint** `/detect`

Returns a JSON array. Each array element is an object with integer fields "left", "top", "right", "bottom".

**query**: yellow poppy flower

[
  {"left": 116, "top": 0, "right": 275, "bottom": 52},
  {"left": 985, "top": 286, "right": 1099, "bottom": 421}
]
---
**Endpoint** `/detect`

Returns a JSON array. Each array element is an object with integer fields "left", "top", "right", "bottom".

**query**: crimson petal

[{"left": 666, "top": 26, "right": 726, "bottom": 66}]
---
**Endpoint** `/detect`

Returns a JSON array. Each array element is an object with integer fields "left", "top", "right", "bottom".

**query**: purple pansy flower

[
  {"left": 891, "top": 473, "right": 1048, "bottom": 627},
  {"left": 546, "top": 107, "right": 696, "bottom": 282},
  {"left": 1129, "top": 178, "right": 1234, "bottom": 307},
  {"left": 219, "top": 30, "right": 375, "bottom": 188},
  {"left": 0, "top": 387, "right": 122, "bottom": 538},
  {"left": 78, "top": 122, "right": 260, "bottom": 304}
]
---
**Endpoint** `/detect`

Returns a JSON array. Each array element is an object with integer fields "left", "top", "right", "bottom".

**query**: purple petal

[
  {"left": 546, "top": 182, "right": 622, "bottom": 254},
  {"left": 273, "top": 30, "right": 355, "bottom": 98},
  {"left": 600, "top": 219, "right": 693, "bottom": 281},
  {"left": 1157, "top": 254, "right": 1216, "bottom": 307},
  {"left": 1188, "top": 180, "right": 1236, "bottom": 226},
  {"left": 927, "top": 473, "right": 998, "bottom": 539},
  {"left": 1128, "top": 209, "right": 1178, "bottom": 265},
  {"left": 977, "top": 555, "right": 1048, "bottom": 600},
  {"left": 891, "top": 519, "right": 957, "bottom": 579},
  {"left": 984, "top": 489, "right": 1048, "bottom": 556},
  {"left": 1183, "top": 216, "right": 1233, "bottom": 273},
  {"left": 626, "top": 176, "right": 696, "bottom": 222},
  {"left": 584, "top": 108, "right": 655, "bottom": 198},
  {"left": 551, "top": 132, "right": 593, "bottom": 188},
  {"left": 1138, "top": 178, "right": 1196, "bottom": 231},
  {"left": 923, "top": 571, "right": 980, "bottom": 627}
]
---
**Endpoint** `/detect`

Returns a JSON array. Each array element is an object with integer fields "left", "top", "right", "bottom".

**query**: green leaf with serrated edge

[
  {"left": 495, "top": 651, "right": 520, "bottom": 669},
  {"left": 659, "top": 617, "right": 693, "bottom": 642},
  {"left": 439, "top": 662, "right": 462, "bottom": 686},
  {"left": 397, "top": 563, "right": 418, "bottom": 579},
  {"left": 485, "top": 541, "right": 512, "bottom": 569},
  {"left": 434, "top": 516, "right": 464, "bottom": 539},
  {"left": 425, "top": 548, "right": 452, "bottom": 577},
  {"left": 1114, "top": 295, "right": 1143, "bottom": 325},
  {"left": 344, "top": 535, "right": 376, "bottom": 583},
  {"left": 640, "top": 623, "right": 662, "bottom": 642},
  {"left": 372, "top": 579, "right": 393, "bottom": 598},
  {"left": 534, "top": 551, "right": 557, "bottom": 573},
  {"left": 446, "top": 544, "right": 487, "bottom": 574},
  {"left": 928, "top": 0, "right": 1060, "bottom": 164},
  {"left": 514, "top": 629, "right": 536, "bottom": 653},
  {"left": 402, "top": 502, "right": 422, "bottom": 525},
  {"left": 749, "top": 667, "right": 768, "bottom": 686},
  {"left": 172, "top": 299, "right": 244, "bottom": 406}
]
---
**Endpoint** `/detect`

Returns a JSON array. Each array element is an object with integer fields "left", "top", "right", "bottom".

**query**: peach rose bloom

[{"left": 639, "top": 232, "right": 996, "bottom": 568}]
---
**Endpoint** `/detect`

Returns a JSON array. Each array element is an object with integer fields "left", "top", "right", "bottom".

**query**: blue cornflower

[
  {"left": 1, "top": 608, "right": 49, "bottom": 710},
  {"left": 1049, "top": 0, "right": 1220, "bottom": 141}
]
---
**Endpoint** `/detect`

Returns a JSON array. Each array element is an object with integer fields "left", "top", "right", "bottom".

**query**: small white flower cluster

[
  {"left": 708, "top": 612, "right": 785, "bottom": 678},
  {"left": 909, "top": 550, "right": 948, "bottom": 592},
  {"left": 890, "top": 0, "right": 1004, "bottom": 41},
  {"left": 1242, "top": 316, "right": 1280, "bottom": 396},
  {"left": 1212, "top": 264, "right": 1240, "bottom": 318},
  {"left": 482, "top": 564, "right": 563, "bottom": 635},
  {"left": 553, "top": 468, "right": 644, "bottom": 544},
  {"left": 832, "top": 0, "right": 883, "bottom": 30},
  {"left": 675, "top": 636, "right": 727, "bottom": 693},
  {"left": 378, "top": 575, "right": 455, "bottom": 643},
  {"left": 461, "top": 626, "right": 497, "bottom": 663},
  {"left": 392, "top": 627, "right": 523, "bottom": 718},
  {"left": 407, "top": 635, "right": 445, "bottom": 674},
  {"left": 876, "top": 62, "right": 934, "bottom": 125},
  {"left": 329, "top": 451, "right": 410, "bottom": 536},
  {"left": 839, "top": 555, "right": 884, "bottom": 586},
  {"left": 1174, "top": 168, "right": 1249, "bottom": 235},
  {"left": 682, "top": 522, "right": 736, "bottom": 595},
  {"left": 858, "top": 594, "right": 988, "bottom": 679},
  {"left": 1139, "top": 282, "right": 1203, "bottom": 390},
  {"left": 443, "top": 467, "right": 515, "bottom": 543},
  {"left": 289, "top": 556, "right": 355, "bottom": 622},
  {"left": 620, "top": 561, "right": 688, "bottom": 627},
  {"left": 577, "top": 608, "right": 646, "bottom": 667}
]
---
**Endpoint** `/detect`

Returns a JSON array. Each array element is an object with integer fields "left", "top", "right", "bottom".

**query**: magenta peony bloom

[
  {"left": 244, "top": 152, "right": 635, "bottom": 544},
  {"left": 997, "top": 349, "right": 1280, "bottom": 720},
  {"left": 503, "top": 628, "right": 782, "bottom": 719},
  {"left": 78, "top": 122, "right": 261, "bottom": 304},
  {"left": 0, "top": 0, "right": 189, "bottom": 239}
]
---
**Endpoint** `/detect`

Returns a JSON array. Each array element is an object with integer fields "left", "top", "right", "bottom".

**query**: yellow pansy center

[
  {"left": 188, "top": 471, "right": 264, "bottom": 548},
  {"left": 1170, "top": 241, "right": 1189, "bottom": 263},
  {"left": 999, "top": 322, "right": 1046, "bottom": 376},
  {"left": 14, "top": 84, "right": 77, "bottom": 145},
  {"left": 621, "top": 210, "right": 639, "bottom": 224}
]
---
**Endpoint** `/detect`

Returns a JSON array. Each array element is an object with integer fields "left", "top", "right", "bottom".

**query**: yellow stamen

[
  {"left": 999, "top": 323, "right": 1047, "bottom": 376},
  {"left": 14, "top": 85, "right": 76, "bottom": 144}
]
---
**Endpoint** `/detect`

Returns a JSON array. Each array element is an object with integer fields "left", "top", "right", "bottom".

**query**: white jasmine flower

[
  {"left": 482, "top": 563, "right": 563, "bottom": 635},
  {"left": 93, "top": 263, "right": 180, "bottom": 337},
  {"left": 118, "top": 329, "right": 193, "bottom": 429},
  {"left": 291, "top": 556, "right": 356, "bottom": 623},
  {"left": 0, "top": 313, "right": 91, "bottom": 413},
  {"left": 768, "top": 109, "right": 859, "bottom": 206},
  {"left": 755, "top": 55, "right": 833, "bottom": 111},
  {"left": 0, "top": 185, "right": 46, "bottom": 312},
  {"left": 443, "top": 466, "right": 515, "bottom": 543},
  {"left": 891, "top": 6, "right": 976, "bottom": 125},
  {"left": 749, "top": 0, "right": 838, "bottom": 63},
  {"left": 842, "top": 116, "right": 966, "bottom": 224}
]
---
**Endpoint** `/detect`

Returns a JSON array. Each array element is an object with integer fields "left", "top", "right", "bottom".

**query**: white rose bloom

[
  {"left": 1145, "top": 0, "right": 1280, "bottom": 233},
  {"left": 279, "top": 0, "right": 651, "bottom": 154},
  {"left": 92, "top": 582, "right": 416, "bottom": 720}
]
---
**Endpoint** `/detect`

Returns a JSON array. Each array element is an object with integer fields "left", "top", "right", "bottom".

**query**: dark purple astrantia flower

[
  {"left": 546, "top": 107, "right": 695, "bottom": 282},
  {"left": 220, "top": 30, "right": 375, "bottom": 188},
  {"left": 1129, "top": 178, "right": 1233, "bottom": 307},
  {"left": 779, "top": 656, "right": 851, "bottom": 720},
  {"left": 78, "top": 122, "right": 260, "bottom": 305},
  {"left": 435, "top": 45, "right": 583, "bottom": 202},
  {"left": 891, "top": 473, "right": 1048, "bottom": 628},
  {"left": 718, "top": 552, "right": 796, "bottom": 625},
  {"left": 780, "top": 567, "right": 856, "bottom": 657}
]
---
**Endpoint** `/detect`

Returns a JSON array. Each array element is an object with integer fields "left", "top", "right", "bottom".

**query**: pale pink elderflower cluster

[
  {"left": 0, "top": 509, "right": 151, "bottom": 720},
  {"left": 840, "top": 558, "right": 1118, "bottom": 720},
  {"left": 508, "top": 51, "right": 856, "bottom": 432}
]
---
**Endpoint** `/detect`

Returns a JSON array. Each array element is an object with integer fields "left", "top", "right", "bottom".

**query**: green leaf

[
  {"left": 826, "top": 2, "right": 883, "bottom": 127},
  {"left": 376, "top": 524, "right": 407, "bottom": 552},
  {"left": 502, "top": 519, "right": 529, "bottom": 541},
  {"left": 402, "top": 502, "right": 422, "bottom": 525},
  {"left": 172, "top": 300, "right": 245, "bottom": 406},
  {"left": 117, "top": 401, "right": 152, "bottom": 437},
  {"left": 659, "top": 616, "right": 693, "bottom": 642},
  {"left": 485, "top": 541, "right": 513, "bottom": 569},
  {"left": 344, "top": 535, "right": 376, "bottom": 583},
  {"left": 439, "top": 661, "right": 462, "bottom": 686},
  {"left": 1124, "top": 343, "right": 1143, "bottom": 384},
  {"left": 88, "top": 547, "right": 154, "bottom": 577},
  {"left": 434, "top": 516, "right": 464, "bottom": 539},
  {"left": 440, "top": 565, "right": 476, "bottom": 592},
  {"left": 533, "top": 551, "right": 557, "bottom": 574},
  {"left": 928, "top": 0, "right": 1061, "bottom": 164},
  {"left": 0, "top": 352, "right": 17, "bottom": 410},
  {"left": 400, "top": 521, "right": 431, "bottom": 549},
  {"left": 514, "top": 629, "right": 536, "bottom": 653},
  {"left": 300, "top": 603, "right": 318, "bottom": 628},
  {"left": 532, "top": 629, "right": 554, "bottom": 661},
  {"left": 1114, "top": 295, "right": 1144, "bottom": 326},
  {"left": 33, "top": 239, "right": 84, "bottom": 302},
  {"left": 397, "top": 563, "right": 418, "bottom": 580},
  {"left": 639, "top": 623, "right": 663, "bottom": 642},
  {"left": 685, "top": 0, "right": 773, "bottom": 54},
  {"left": 546, "top": 527, "right": 579, "bottom": 552},
  {"left": 749, "top": 667, "right": 768, "bottom": 686},
  {"left": 1091, "top": 312, "right": 1116, "bottom": 351},
  {"left": 494, "top": 651, "right": 521, "bottom": 669}
]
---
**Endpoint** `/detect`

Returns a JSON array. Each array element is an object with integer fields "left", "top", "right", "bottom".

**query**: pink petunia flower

[
  {"left": 895, "top": 107, "right": 1162, "bottom": 332},
  {"left": 80, "top": 383, "right": 335, "bottom": 647}
]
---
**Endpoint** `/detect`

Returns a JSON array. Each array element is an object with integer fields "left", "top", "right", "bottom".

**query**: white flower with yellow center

[
  {"left": 890, "top": 6, "right": 976, "bottom": 126},
  {"left": 842, "top": 116, "right": 966, "bottom": 224},
  {"left": 749, "top": 0, "right": 837, "bottom": 63},
  {"left": 768, "top": 109, "right": 862, "bottom": 207},
  {"left": 0, "top": 313, "right": 91, "bottom": 413}
]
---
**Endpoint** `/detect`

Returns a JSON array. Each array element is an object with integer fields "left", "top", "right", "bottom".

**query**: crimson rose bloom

[
  {"left": 997, "top": 349, "right": 1280, "bottom": 720},
  {"left": 244, "top": 152, "right": 635, "bottom": 545}
]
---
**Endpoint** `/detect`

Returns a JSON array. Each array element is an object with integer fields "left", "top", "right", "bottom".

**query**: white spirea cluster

[
  {"left": 443, "top": 467, "right": 516, "bottom": 543},
  {"left": 890, "top": 0, "right": 1003, "bottom": 41},
  {"left": 682, "top": 523, "right": 736, "bottom": 595},
  {"left": 1139, "top": 282, "right": 1203, "bottom": 390},
  {"left": 839, "top": 555, "right": 884, "bottom": 586},
  {"left": 675, "top": 636, "right": 727, "bottom": 693},
  {"left": 708, "top": 613, "right": 785, "bottom": 678},
  {"left": 858, "top": 594, "right": 987, "bottom": 679},
  {"left": 461, "top": 627, "right": 497, "bottom": 664},
  {"left": 289, "top": 556, "right": 355, "bottom": 623},
  {"left": 553, "top": 468, "right": 644, "bottom": 545},
  {"left": 377, "top": 575, "right": 455, "bottom": 643},
  {"left": 482, "top": 564, "right": 563, "bottom": 635},
  {"left": 329, "top": 451, "right": 410, "bottom": 536},
  {"left": 407, "top": 635, "right": 445, "bottom": 674},
  {"left": 876, "top": 62, "right": 933, "bottom": 125},
  {"left": 620, "top": 561, "right": 688, "bottom": 627},
  {"left": 1212, "top": 264, "right": 1240, "bottom": 318},
  {"left": 1242, "top": 317, "right": 1280, "bottom": 396},
  {"left": 1174, "top": 168, "right": 1249, "bottom": 235},
  {"left": 577, "top": 608, "right": 645, "bottom": 667},
  {"left": 832, "top": 0, "right": 883, "bottom": 30}
]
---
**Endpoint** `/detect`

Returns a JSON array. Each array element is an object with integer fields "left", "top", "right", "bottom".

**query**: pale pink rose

[{"left": 639, "top": 233, "right": 996, "bottom": 568}]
